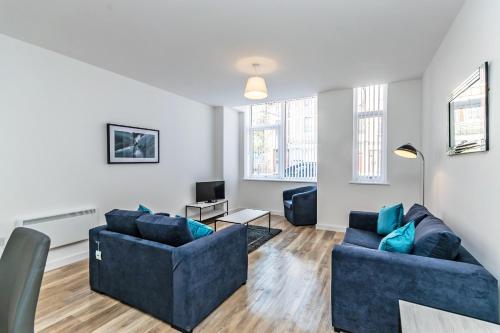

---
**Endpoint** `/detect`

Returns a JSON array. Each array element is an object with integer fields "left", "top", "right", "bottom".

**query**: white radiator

[{"left": 16, "top": 208, "right": 98, "bottom": 249}]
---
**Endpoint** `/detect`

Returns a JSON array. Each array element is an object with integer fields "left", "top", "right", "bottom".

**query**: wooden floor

[{"left": 35, "top": 215, "right": 344, "bottom": 333}]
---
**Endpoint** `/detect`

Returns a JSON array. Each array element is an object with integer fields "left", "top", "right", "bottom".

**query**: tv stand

[{"left": 185, "top": 199, "right": 228, "bottom": 222}]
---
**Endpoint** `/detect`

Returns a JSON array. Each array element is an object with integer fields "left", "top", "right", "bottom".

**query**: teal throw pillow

[
  {"left": 377, "top": 203, "right": 404, "bottom": 235},
  {"left": 379, "top": 221, "right": 415, "bottom": 254},
  {"left": 176, "top": 215, "right": 214, "bottom": 239},
  {"left": 138, "top": 204, "right": 153, "bottom": 214}
]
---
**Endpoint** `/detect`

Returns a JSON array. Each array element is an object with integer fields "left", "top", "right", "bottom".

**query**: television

[{"left": 196, "top": 181, "right": 225, "bottom": 203}]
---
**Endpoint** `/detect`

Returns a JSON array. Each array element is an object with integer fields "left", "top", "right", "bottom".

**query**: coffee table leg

[
  {"left": 268, "top": 213, "right": 271, "bottom": 233},
  {"left": 214, "top": 220, "right": 217, "bottom": 232}
]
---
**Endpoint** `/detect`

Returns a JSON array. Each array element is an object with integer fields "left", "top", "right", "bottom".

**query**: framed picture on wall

[
  {"left": 448, "top": 62, "right": 489, "bottom": 155},
  {"left": 107, "top": 124, "right": 160, "bottom": 164}
]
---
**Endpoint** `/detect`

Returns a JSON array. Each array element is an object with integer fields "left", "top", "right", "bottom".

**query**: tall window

[
  {"left": 244, "top": 96, "right": 317, "bottom": 181},
  {"left": 352, "top": 84, "right": 388, "bottom": 184}
]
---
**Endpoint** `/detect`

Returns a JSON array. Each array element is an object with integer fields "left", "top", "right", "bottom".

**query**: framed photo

[
  {"left": 448, "top": 62, "right": 489, "bottom": 155},
  {"left": 107, "top": 124, "right": 159, "bottom": 164}
]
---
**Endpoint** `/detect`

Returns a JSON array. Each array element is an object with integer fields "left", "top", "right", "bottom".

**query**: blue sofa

[
  {"left": 283, "top": 186, "right": 317, "bottom": 226},
  {"left": 89, "top": 222, "right": 248, "bottom": 333},
  {"left": 332, "top": 209, "right": 499, "bottom": 333}
]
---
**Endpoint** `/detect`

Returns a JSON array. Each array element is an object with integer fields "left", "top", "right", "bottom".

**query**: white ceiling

[{"left": 0, "top": 0, "right": 464, "bottom": 106}]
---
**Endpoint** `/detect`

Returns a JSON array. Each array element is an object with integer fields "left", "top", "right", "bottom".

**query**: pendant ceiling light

[{"left": 244, "top": 64, "right": 268, "bottom": 100}]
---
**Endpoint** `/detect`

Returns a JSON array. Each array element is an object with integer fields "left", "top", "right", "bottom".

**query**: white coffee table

[{"left": 214, "top": 209, "right": 271, "bottom": 232}]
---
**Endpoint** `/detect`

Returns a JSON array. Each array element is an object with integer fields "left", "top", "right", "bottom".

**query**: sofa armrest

[
  {"left": 332, "top": 244, "right": 499, "bottom": 332},
  {"left": 89, "top": 225, "right": 108, "bottom": 291},
  {"left": 89, "top": 227, "right": 177, "bottom": 324},
  {"left": 171, "top": 224, "right": 248, "bottom": 332},
  {"left": 349, "top": 211, "right": 378, "bottom": 232},
  {"left": 283, "top": 186, "right": 315, "bottom": 201}
]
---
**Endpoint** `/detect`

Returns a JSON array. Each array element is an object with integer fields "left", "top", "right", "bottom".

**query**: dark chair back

[
  {"left": 283, "top": 186, "right": 318, "bottom": 226},
  {"left": 0, "top": 227, "right": 50, "bottom": 333}
]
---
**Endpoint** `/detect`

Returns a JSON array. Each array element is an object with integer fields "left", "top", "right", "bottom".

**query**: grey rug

[{"left": 247, "top": 225, "right": 282, "bottom": 253}]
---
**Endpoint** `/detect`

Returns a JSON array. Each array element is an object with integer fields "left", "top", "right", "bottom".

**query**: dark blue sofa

[
  {"left": 283, "top": 186, "right": 317, "bottom": 226},
  {"left": 332, "top": 209, "right": 499, "bottom": 333},
  {"left": 89, "top": 223, "right": 248, "bottom": 333}
]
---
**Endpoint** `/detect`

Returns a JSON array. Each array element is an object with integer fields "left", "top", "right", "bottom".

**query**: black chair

[
  {"left": 0, "top": 227, "right": 50, "bottom": 333},
  {"left": 283, "top": 186, "right": 317, "bottom": 226}
]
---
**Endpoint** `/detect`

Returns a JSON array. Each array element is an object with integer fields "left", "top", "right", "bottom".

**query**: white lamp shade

[{"left": 244, "top": 76, "right": 268, "bottom": 100}]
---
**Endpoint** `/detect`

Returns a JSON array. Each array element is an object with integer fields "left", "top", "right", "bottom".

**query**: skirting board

[
  {"left": 45, "top": 251, "right": 88, "bottom": 272},
  {"left": 316, "top": 224, "right": 346, "bottom": 233}
]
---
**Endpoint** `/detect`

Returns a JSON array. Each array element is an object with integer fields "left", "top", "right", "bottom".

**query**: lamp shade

[
  {"left": 394, "top": 144, "right": 418, "bottom": 159},
  {"left": 244, "top": 76, "right": 268, "bottom": 100}
]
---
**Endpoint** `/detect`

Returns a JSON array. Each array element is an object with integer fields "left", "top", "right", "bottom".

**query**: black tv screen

[{"left": 196, "top": 181, "right": 225, "bottom": 202}]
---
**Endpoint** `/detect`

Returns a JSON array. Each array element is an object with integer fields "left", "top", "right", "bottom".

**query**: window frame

[
  {"left": 248, "top": 113, "right": 284, "bottom": 180},
  {"left": 352, "top": 84, "right": 388, "bottom": 185},
  {"left": 244, "top": 97, "right": 317, "bottom": 182}
]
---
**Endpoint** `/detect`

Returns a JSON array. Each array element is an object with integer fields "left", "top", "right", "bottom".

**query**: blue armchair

[
  {"left": 331, "top": 210, "right": 499, "bottom": 333},
  {"left": 283, "top": 186, "right": 317, "bottom": 226}
]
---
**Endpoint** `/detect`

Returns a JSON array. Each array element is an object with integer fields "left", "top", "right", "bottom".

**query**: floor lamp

[{"left": 394, "top": 143, "right": 425, "bottom": 205}]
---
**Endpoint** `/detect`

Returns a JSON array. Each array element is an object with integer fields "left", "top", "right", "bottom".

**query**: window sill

[
  {"left": 243, "top": 177, "right": 317, "bottom": 184},
  {"left": 350, "top": 181, "right": 390, "bottom": 186}
]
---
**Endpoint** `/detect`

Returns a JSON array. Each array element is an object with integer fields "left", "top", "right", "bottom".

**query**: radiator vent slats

[
  {"left": 17, "top": 208, "right": 98, "bottom": 249},
  {"left": 22, "top": 209, "right": 97, "bottom": 226}
]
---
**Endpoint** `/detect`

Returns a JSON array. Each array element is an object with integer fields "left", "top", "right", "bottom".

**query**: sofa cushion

[
  {"left": 176, "top": 215, "right": 214, "bottom": 239},
  {"left": 187, "top": 218, "right": 214, "bottom": 239},
  {"left": 413, "top": 216, "right": 461, "bottom": 260},
  {"left": 155, "top": 212, "right": 170, "bottom": 217},
  {"left": 136, "top": 214, "right": 194, "bottom": 246},
  {"left": 404, "top": 204, "right": 432, "bottom": 226},
  {"left": 284, "top": 200, "right": 293, "bottom": 209},
  {"left": 343, "top": 228, "right": 384, "bottom": 249},
  {"left": 379, "top": 221, "right": 415, "bottom": 254},
  {"left": 105, "top": 209, "right": 145, "bottom": 237},
  {"left": 377, "top": 203, "right": 404, "bottom": 235},
  {"left": 137, "top": 204, "right": 153, "bottom": 214}
]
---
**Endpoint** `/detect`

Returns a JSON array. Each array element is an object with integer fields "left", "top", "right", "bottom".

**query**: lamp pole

[
  {"left": 416, "top": 149, "right": 425, "bottom": 206},
  {"left": 394, "top": 143, "right": 426, "bottom": 206}
]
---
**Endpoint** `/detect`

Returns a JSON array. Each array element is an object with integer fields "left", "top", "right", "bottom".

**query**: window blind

[
  {"left": 284, "top": 97, "right": 318, "bottom": 180},
  {"left": 352, "top": 84, "right": 387, "bottom": 183}
]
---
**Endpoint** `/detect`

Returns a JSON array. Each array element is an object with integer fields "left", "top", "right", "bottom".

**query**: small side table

[
  {"left": 185, "top": 199, "right": 228, "bottom": 222},
  {"left": 399, "top": 300, "right": 500, "bottom": 333}
]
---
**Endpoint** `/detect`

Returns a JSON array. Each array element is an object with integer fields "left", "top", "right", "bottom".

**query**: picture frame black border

[
  {"left": 447, "top": 61, "right": 489, "bottom": 156},
  {"left": 106, "top": 123, "right": 160, "bottom": 164}
]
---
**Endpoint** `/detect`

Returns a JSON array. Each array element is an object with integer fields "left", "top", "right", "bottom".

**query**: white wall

[
  {"left": 422, "top": 0, "right": 500, "bottom": 301},
  {"left": 317, "top": 79, "right": 422, "bottom": 230},
  {"left": 213, "top": 106, "right": 241, "bottom": 206},
  {"left": 0, "top": 34, "right": 216, "bottom": 269},
  {"left": 222, "top": 107, "right": 241, "bottom": 207},
  {"left": 237, "top": 178, "right": 317, "bottom": 215},
  {"left": 214, "top": 107, "right": 224, "bottom": 179}
]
